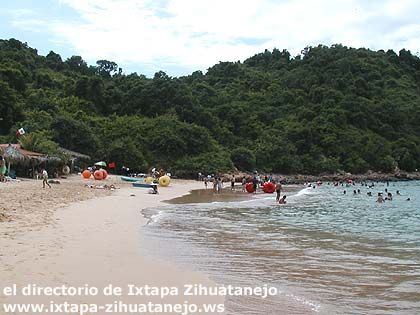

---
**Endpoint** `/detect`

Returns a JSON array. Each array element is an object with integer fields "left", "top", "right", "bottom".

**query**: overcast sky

[{"left": 1, "top": 0, "right": 419, "bottom": 77}]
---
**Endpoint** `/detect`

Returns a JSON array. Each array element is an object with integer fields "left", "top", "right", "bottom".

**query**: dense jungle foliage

[{"left": 1, "top": 38, "right": 420, "bottom": 176}]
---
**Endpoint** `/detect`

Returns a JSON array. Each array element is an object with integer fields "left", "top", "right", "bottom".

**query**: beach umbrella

[{"left": 94, "top": 161, "right": 107, "bottom": 167}]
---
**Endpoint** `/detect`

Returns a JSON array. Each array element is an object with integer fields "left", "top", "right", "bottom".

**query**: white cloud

[{"left": 11, "top": 0, "right": 420, "bottom": 75}]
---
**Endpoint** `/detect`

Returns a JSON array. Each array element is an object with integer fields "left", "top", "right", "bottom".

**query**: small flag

[{"left": 16, "top": 128, "right": 25, "bottom": 137}]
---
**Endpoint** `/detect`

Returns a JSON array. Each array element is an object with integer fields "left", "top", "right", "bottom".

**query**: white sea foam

[{"left": 147, "top": 209, "right": 167, "bottom": 224}]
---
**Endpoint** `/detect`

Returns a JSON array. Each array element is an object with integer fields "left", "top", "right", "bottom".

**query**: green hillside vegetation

[{"left": 1, "top": 38, "right": 420, "bottom": 176}]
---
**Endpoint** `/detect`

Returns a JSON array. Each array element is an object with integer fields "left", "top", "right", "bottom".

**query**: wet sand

[
  {"left": 170, "top": 183, "right": 302, "bottom": 204},
  {"left": 0, "top": 176, "right": 224, "bottom": 314}
]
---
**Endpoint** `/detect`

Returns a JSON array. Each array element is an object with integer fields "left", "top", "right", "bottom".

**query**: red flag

[{"left": 108, "top": 161, "right": 116, "bottom": 169}]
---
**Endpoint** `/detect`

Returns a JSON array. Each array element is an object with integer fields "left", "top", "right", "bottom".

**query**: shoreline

[
  {"left": 168, "top": 184, "right": 303, "bottom": 204},
  {"left": 279, "top": 171, "right": 420, "bottom": 184},
  {"left": 218, "top": 171, "right": 420, "bottom": 184},
  {"left": 0, "top": 177, "right": 225, "bottom": 314}
]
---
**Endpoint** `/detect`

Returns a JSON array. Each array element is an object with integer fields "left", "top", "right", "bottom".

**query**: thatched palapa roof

[
  {"left": 60, "top": 148, "right": 91, "bottom": 161},
  {"left": 0, "top": 143, "right": 46, "bottom": 164}
]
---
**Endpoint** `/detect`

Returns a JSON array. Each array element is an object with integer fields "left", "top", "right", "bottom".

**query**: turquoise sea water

[{"left": 141, "top": 181, "right": 420, "bottom": 314}]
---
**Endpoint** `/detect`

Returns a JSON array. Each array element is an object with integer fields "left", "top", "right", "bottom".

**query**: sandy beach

[{"left": 0, "top": 176, "right": 224, "bottom": 314}]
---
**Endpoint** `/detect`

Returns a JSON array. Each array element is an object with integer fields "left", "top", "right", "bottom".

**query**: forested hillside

[{"left": 1, "top": 38, "right": 420, "bottom": 176}]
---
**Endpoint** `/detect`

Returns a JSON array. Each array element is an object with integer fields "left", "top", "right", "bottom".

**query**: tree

[
  {"left": 65, "top": 56, "right": 89, "bottom": 73},
  {"left": 0, "top": 81, "right": 23, "bottom": 134},
  {"left": 96, "top": 60, "right": 118, "bottom": 77},
  {"left": 45, "top": 51, "right": 63, "bottom": 71},
  {"left": 18, "top": 131, "right": 59, "bottom": 155},
  {"left": 231, "top": 147, "right": 256, "bottom": 171},
  {"left": 51, "top": 114, "right": 98, "bottom": 155},
  {"left": 105, "top": 137, "right": 147, "bottom": 171}
]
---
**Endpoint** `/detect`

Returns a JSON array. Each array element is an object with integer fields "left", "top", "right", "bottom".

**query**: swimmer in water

[
  {"left": 377, "top": 193, "right": 384, "bottom": 203},
  {"left": 279, "top": 195, "right": 287, "bottom": 204}
]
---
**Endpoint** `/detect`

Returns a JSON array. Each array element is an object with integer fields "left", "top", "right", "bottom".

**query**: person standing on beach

[
  {"left": 241, "top": 177, "right": 246, "bottom": 191},
  {"left": 231, "top": 175, "right": 235, "bottom": 190},
  {"left": 0, "top": 156, "right": 6, "bottom": 182},
  {"left": 217, "top": 177, "right": 223, "bottom": 193},
  {"left": 275, "top": 182, "right": 282, "bottom": 201},
  {"left": 204, "top": 177, "right": 208, "bottom": 189},
  {"left": 252, "top": 176, "right": 258, "bottom": 194},
  {"left": 42, "top": 169, "right": 51, "bottom": 188}
]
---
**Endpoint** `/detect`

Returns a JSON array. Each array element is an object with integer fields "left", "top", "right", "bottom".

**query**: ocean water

[{"left": 141, "top": 181, "right": 420, "bottom": 315}]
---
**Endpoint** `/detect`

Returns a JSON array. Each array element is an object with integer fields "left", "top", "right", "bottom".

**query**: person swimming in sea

[
  {"left": 396, "top": 190, "right": 401, "bottom": 195},
  {"left": 376, "top": 193, "right": 385, "bottom": 203},
  {"left": 386, "top": 192, "right": 393, "bottom": 201},
  {"left": 367, "top": 191, "right": 372, "bottom": 197},
  {"left": 279, "top": 195, "right": 287, "bottom": 204}
]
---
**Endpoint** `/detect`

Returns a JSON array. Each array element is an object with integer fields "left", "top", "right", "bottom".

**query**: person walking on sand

[
  {"left": 275, "top": 181, "right": 282, "bottom": 201},
  {"left": 42, "top": 168, "right": 51, "bottom": 188},
  {"left": 204, "top": 177, "right": 208, "bottom": 189},
  {"left": 242, "top": 177, "right": 246, "bottom": 192},
  {"left": 231, "top": 175, "right": 235, "bottom": 190}
]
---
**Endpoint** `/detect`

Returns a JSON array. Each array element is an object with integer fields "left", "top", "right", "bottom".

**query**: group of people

[
  {"left": 205, "top": 176, "right": 223, "bottom": 193},
  {"left": 375, "top": 189, "right": 409, "bottom": 202},
  {"left": 201, "top": 173, "right": 287, "bottom": 204},
  {"left": 336, "top": 180, "right": 410, "bottom": 202},
  {"left": 202, "top": 174, "right": 222, "bottom": 193}
]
